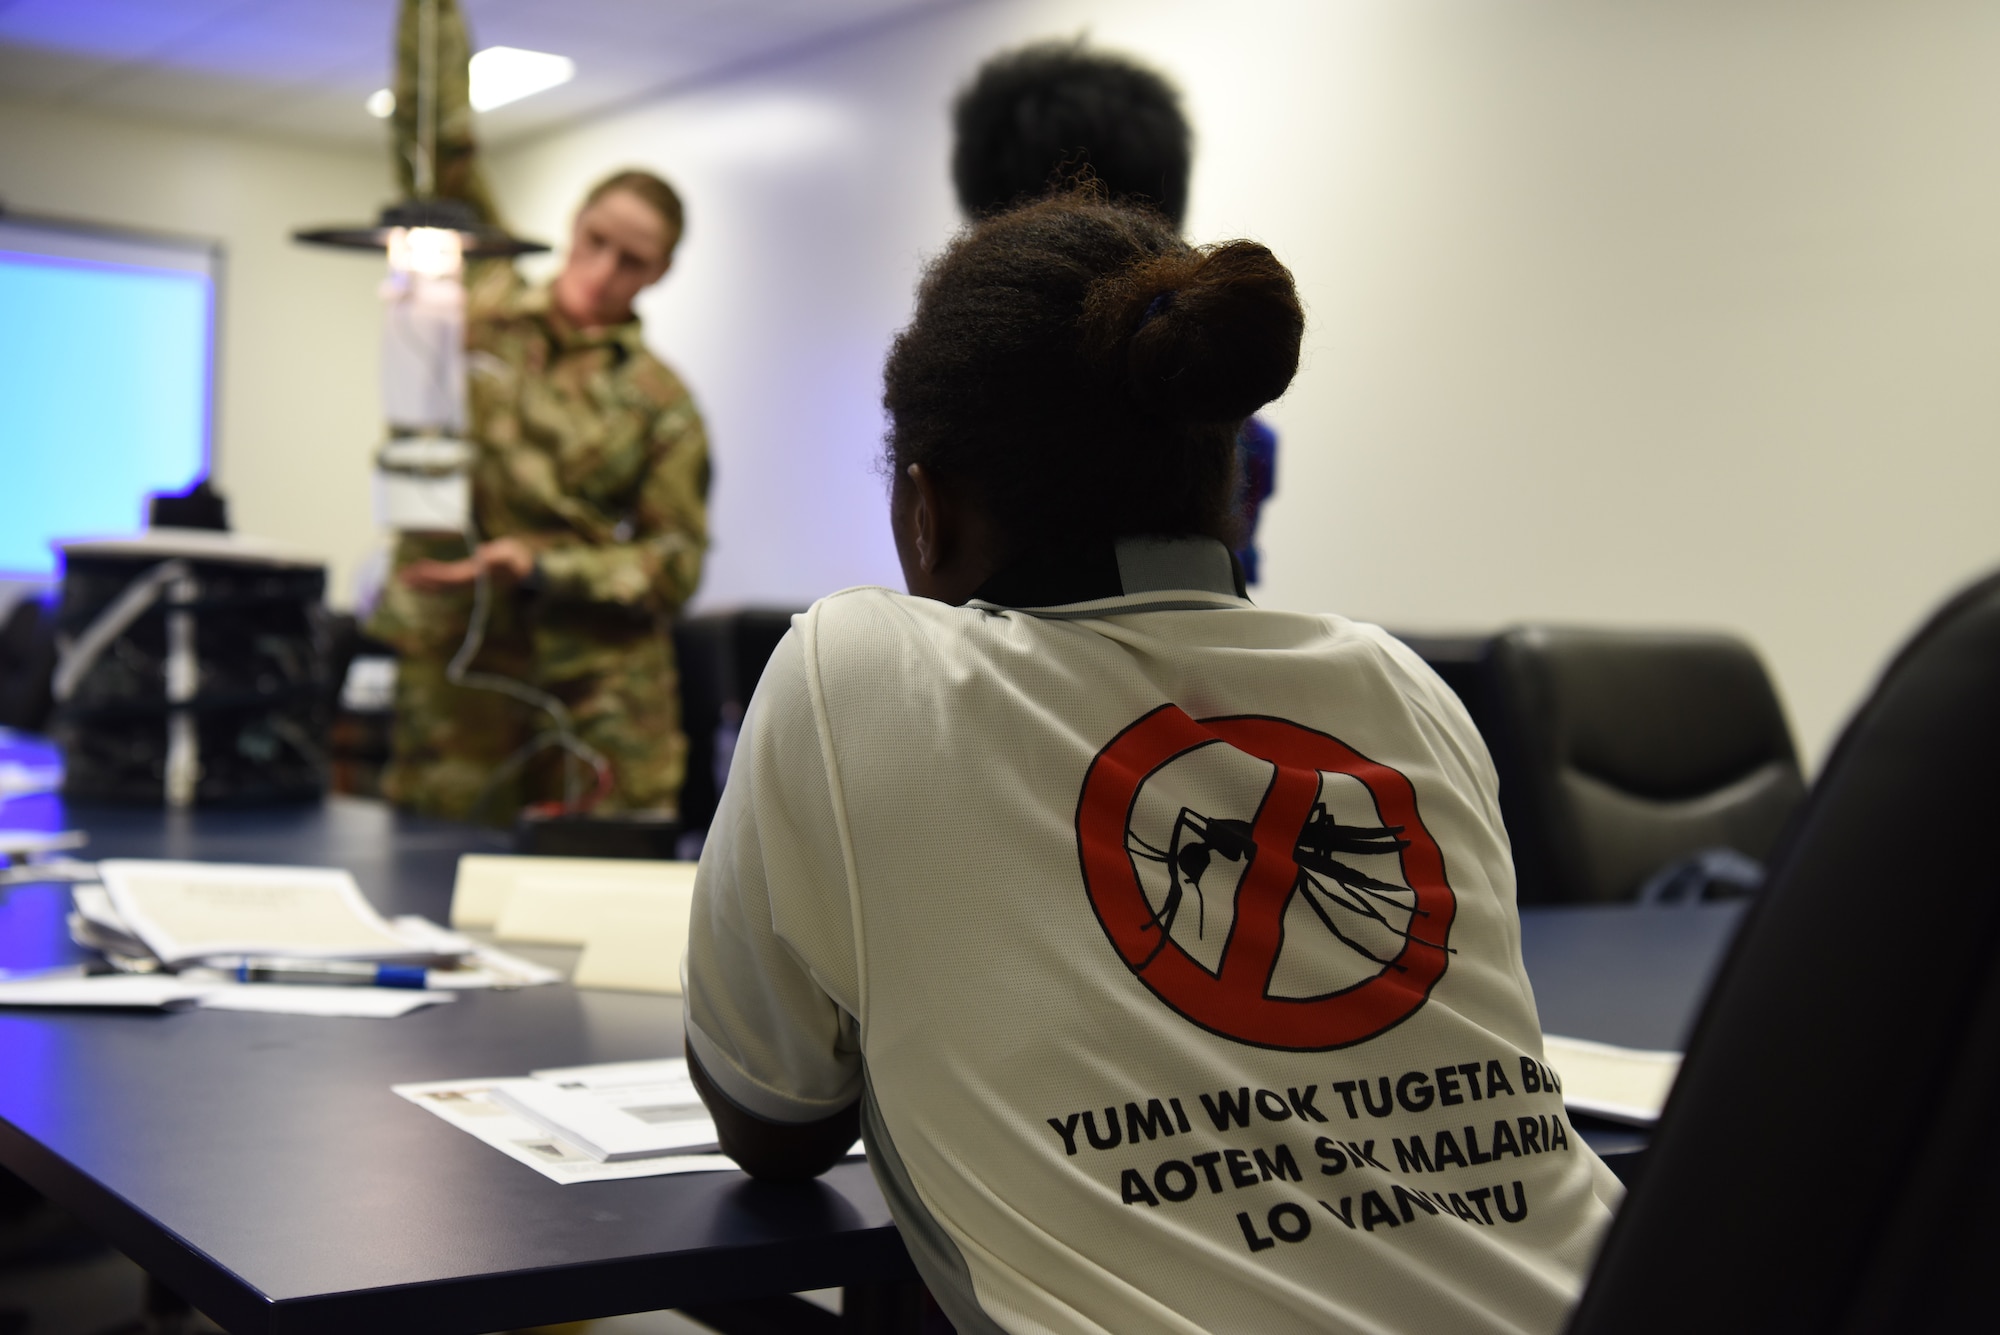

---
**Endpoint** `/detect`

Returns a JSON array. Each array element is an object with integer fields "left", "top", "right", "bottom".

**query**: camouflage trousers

[{"left": 380, "top": 627, "right": 686, "bottom": 825}]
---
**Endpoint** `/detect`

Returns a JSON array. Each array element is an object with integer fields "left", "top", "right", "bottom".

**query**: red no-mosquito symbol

[{"left": 1075, "top": 705, "right": 1456, "bottom": 1050}]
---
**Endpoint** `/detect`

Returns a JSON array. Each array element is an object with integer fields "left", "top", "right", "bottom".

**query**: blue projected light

[{"left": 0, "top": 240, "right": 215, "bottom": 578}]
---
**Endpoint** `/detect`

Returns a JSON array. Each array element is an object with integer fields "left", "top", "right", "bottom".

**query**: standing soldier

[{"left": 366, "top": 0, "right": 708, "bottom": 823}]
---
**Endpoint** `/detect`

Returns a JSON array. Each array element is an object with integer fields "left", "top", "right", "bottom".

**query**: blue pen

[{"left": 235, "top": 958, "right": 428, "bottom": 989}]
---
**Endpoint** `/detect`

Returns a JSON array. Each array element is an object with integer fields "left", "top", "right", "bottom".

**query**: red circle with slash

[{"left": 1075, "top": 705, "right": 1456, "bottom": 1050}]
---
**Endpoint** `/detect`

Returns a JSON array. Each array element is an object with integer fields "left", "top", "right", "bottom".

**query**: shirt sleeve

[
  {"left": 684, "top": 619, "right": 864, "bottom": 1123},
  {"left": 533, "top": 395, "right": 710, "bottom": 613}
]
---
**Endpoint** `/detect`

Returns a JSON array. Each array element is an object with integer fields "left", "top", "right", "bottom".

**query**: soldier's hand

[
  {"left": 400, "top": 538, "right": 535, "bottom": 590},
  {"left": 478, "top": 538, "right": 536, "bottom": 581},
  {"left": 400, "top": 557, "right": 480, "bottom": 590}
]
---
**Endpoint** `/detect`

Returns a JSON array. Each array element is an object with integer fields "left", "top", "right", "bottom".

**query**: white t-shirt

[{"left": 686, "top": 539, "right": 1621, "bottom": 1335}]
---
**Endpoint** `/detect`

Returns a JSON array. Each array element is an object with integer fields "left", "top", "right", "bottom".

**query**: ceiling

[{"left": 0, "top": 0, "right": 971, "bottom": 147}]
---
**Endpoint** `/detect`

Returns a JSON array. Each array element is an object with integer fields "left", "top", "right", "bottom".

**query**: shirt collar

[
  {"left": 970, "top": 536, "right": 1249, "bottom": 615},
  {"left": 518, "top": 283, "right": 647, "bottom": 356}
]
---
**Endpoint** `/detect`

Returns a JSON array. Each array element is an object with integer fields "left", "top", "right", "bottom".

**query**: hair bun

[{"left": 1084, "top": 241, "right": 1304, "bottom": 423}]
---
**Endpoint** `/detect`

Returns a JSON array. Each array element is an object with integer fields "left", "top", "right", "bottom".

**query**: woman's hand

[{"left": 400, "top": 537, "right": 536, "bottom": 590}]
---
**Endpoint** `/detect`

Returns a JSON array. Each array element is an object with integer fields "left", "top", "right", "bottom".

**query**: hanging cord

[
  {"left": 447, "top": 522, "right": 613, "bottom": 819},
  {"left": 51, "top": 560, "right": 194, "bottom": 703},
  {"left": 413, "top": 0, "right": 437, "bottom": 198}
]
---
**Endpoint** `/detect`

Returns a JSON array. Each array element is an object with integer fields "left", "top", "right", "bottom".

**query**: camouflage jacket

[{"left": 369, "top": 269, "right": 710, "bottom": 678}]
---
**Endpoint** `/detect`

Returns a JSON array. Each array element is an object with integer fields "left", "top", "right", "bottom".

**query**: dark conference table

[{"left": 0, "top": 791, "right": 1744, "bottom": 1334}]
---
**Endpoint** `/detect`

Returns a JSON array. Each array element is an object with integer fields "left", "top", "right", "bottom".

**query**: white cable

[
  {"left": 52, "top": 559, "right": 193, "bottom": 703},
  {"left": 445, "top": 522, "right": 612, "bottom": 812}
]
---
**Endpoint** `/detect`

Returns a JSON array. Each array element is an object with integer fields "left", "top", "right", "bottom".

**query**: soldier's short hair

[
  {"left": 585, "top": 169, "right": 685, "bottom": 251},
  {"left": 951, "top": 41, "right": 1192, "bottom": 228}
]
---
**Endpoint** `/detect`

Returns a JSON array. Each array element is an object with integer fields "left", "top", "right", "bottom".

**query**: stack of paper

[
  {"left": 98, "top": 860, "right": 442, "bottom": 966},
  {"left": 491, "top": 1062, "right": 719, "bottom": 1161},
  {"left": 396, "top": 1058, "right": 736, "bottom": 1184},
  {"left": 0, "top": 858, "right": 563, "bottom": 1018},
  {"left": 70, "top": 861, "right": 560, "bottom": 989}
]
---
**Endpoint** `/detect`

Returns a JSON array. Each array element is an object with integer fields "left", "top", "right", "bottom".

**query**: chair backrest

[
  {"left": 0, "top": 594, "right": 58, "bottom": 733},
  {"left": 1482, "top": 626, "right": 1805, "bottom": 903},
  {"left": 1566, "top": 570, "right": 2000, "bottom": 1332},
  {"left": 672, "top": 609, "right": 802, "bottom": 838},
  {"left": 1388, "top": 632, "right": 1495, "bottom": 739}
]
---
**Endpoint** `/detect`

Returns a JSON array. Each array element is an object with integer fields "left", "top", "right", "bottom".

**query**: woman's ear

[
  {"left": 895, "top": 462, "right": 1000, "bottom": 605},
  {"left": 907, "top": 463, "right": 950, "bottom": 574}
]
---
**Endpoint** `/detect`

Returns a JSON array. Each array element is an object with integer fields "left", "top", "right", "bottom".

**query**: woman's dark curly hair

[{"left": 882, "top": 194, "right": 1304, "bottom": 558}]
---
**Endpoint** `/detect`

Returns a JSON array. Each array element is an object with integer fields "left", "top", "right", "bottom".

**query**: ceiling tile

[
  {"left": 81, "top": 60, "right": 291, "bottom": 124},
  {"left": 0, "top": 0, "right": 963, "bottom": 148},
  {"left": 0, "top": 0, "right": 249, "bottom": 63},
  {"left": 0, "top": 41, "right": 124, "bottom": 99}
]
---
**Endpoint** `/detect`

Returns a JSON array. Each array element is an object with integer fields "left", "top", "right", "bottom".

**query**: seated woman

[{"left": 683, "top": 194, "right": 1621, "bottom": 1335}]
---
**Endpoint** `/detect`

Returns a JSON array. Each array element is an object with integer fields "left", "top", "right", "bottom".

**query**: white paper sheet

[
  {"left": 196, "top": 983, "right": 454, "bottom": 1018},
  {"left": 387, "top": 916, "right": 562, "bottom": 989},
  {"left": 519, "top": 1058, "right": 715, "bottom": 1155},
  {"left": 0, "top": 829, "right": 93, "bottom": 887},
  {"left": 1, "top": 857, "right": 98, "bottom": 887},
  {"left": 67, "top": 883, "right": 152, "bottom": 959},
  {"left": 489, "top": 1077, "right": 719, "bottom": 1160},
  {"left": 394, "top": 1078, "right": 738, "bottom": 1184},
  {"left": 98, "top": 860, "right": 428, "bottom": 966},
  {"left": 0, "top": 759, "right": 64, "bottom": 800},
  {"left": 0, "top": 829, "right": 86, "bottom": 858},
  {"left": 70, "top": 884, "right": 129, "bottom": 934},
  {"left": 1542, "top": 1033, "right": 1682, "bottom": 1126},
  {"left": 0, "top": 974, "right": 208, "bottom": 1010}
]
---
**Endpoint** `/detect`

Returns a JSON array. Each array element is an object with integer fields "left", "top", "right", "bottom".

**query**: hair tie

[{"left": 1140, "top": 290, "right": 1176, "bottom": 327}]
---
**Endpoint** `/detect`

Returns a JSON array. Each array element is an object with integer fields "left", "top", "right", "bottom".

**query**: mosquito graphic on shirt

[{"left": 1125, "top": 792, "right": 1437, "bottom": 972}]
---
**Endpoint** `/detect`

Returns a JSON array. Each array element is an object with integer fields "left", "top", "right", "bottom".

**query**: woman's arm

[
  {"left": 682, "top": 625, "right": 868, "bottom": 1180},
  {"left": 687, "top": 1037, "right": 859, "bottom": 1181}
]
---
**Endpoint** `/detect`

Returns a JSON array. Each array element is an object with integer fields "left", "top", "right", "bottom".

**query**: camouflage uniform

[
  {"left": 368, "top": 0, "right": 708, "bottom": 821},
  {"left": 368, "top": 268, "right": 710, "bottom": 821}
]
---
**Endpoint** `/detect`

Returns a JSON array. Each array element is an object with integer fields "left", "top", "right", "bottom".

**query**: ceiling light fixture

[
  {"left": 298, "top": 1, "right": 546, "bottom": 262},
  {"left": 469, "top": 46, "right": 575, "bottom": 112}
]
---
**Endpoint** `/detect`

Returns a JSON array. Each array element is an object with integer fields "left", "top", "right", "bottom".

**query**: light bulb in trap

[{"left": 386, "top": 226, "right": 463, "bottom": 279}]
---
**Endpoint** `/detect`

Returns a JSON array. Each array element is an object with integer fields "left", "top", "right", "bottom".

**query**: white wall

[
  {"left": 488, "top": 0, "right": 2000, "bottom": 769},
  {"left": 0, "top": 98, "right": 392, "bottom": 605}
]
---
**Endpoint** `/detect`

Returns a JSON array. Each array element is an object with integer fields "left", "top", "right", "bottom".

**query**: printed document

[
  {"left": 1542, "top": 1033, "right": 1682, "bottom": 1125},
  {"left": 395, "top": 1060, "right": 735, "bottom": 1184},
  {"left": 98, "top": 860, "right": 429, "bottom": 966},
  {"left": 396, "top": 1058, "right": 867, "bottom": 1183}
]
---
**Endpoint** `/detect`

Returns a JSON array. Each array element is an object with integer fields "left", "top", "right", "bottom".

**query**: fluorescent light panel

[
  {"left": 364, "top": 46, "right": 575, "bottom": 118},
  {"left": 469, "top": 46, "right": 576, "bottom": 111}
]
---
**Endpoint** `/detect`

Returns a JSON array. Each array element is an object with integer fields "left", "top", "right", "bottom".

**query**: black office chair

[
  {"left": 1481, "top": 627, "right": 1806, "bottom": 904},
  {"left": 672, "top": 609, "right": 803, "bottom": 843},
  {"left": 0, "top": 595, "right": 57, "bottom": 733},
  {"left": 1567, "top": 569, "right": 2000, "bottom": 1332}
]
